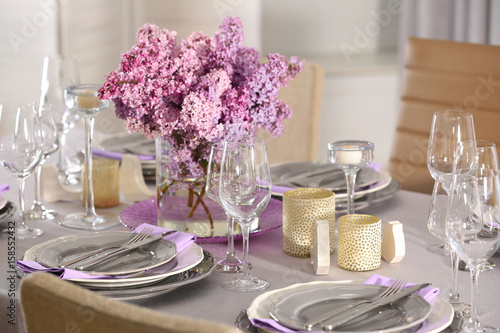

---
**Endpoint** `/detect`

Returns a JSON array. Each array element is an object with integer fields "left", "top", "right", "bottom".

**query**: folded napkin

[
  {"left": 0, "top": 183, "right": 10, "bottom": 195},
  {"left": 363, "top": 273, "right": 439, "bottom": 302},
  {"left": 17, "top": 224, "right": 196, "bottom": 280},
  {"left": 251, "top": 274, "right": 439, "bottom": 333}
]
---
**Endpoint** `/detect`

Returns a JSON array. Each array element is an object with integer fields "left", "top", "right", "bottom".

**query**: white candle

[{"left": 336, "top": 150, "right": 362, "bottom": 164}]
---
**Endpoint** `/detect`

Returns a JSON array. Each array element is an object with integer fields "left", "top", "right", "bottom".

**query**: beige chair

[
  {"left": 20, "top": 272, "right": 238, "bottom": 333},
  {"left": 388, "top": 37, "right": 500, "bottom": 194},
  {"left": 260, "top": 61, "right": 325, "bottom": 166}
]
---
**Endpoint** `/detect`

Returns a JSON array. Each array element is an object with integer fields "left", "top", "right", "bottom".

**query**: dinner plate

[
  {"left": 0, "top": 200, "right": 15, "bottom": 223},
  {"left": 24, "top": 240, "right": 205, "bottom": 289},
  {"left": 269, "top": 284, "right": 432, "bottom": 332},
  {"left": 271, "top": 161, "right": 379, "bottom": 191},
  {"left": 35, "top": 231, "right": 177, "bottom": 276},
  {"left": 119, "top": 197, "right": 283, "bottom": 243},
  {"left": 247, "top": 280, "right": 454, "bottom": 333},
  {"left": 93, "top": 249, "right": 216, "bottom": 300}
]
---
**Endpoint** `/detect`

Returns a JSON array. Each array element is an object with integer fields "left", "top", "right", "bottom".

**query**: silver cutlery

[
  {"left": 304, "top": 279, "right": 407, "bottom": 330},
  {"left": 75, "top": 230, "right": 175, "bottom": 271},
  {"left": 321, "top": 283, "right": 431, "bottom": 332},
  {"left": 59, "top": 227, "right": 154, "bottom": 268}
]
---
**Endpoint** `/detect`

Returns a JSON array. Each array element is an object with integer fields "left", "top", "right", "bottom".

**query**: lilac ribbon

[
  {"left": 17, "top": 224, "right": 196, "bottom": 280},
  {"left": 92, "top": 147, "right": 155, "bottom": 161},
  {"left": 363, "top": 273, "right": 439, "bottom": 302},
  {"left": 0, "top": 183, "right": 10, "bottom": 195}
]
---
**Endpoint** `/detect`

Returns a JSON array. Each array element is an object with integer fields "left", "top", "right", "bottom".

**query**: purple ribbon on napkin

[
  {"left": 363, "top": 273, "right": 439, "bottom": 302},
  {"left": 93, "top": 147, "right": 154, "bottom": 161},
  {"left": 17, "top": 224, "right": 196, "bottom": 280},
  {"left": 0, "top": 183, "right": 10, "bottom": 195}
]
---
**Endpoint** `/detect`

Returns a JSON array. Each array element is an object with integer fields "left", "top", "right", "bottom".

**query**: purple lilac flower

[{"left": 99, "top": 16, "right": 304, "bottom": 178}]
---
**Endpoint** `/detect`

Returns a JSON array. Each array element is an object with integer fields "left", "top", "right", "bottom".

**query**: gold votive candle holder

[
  {"left": 82, "top": 158, "right": 120, "bottom": 208},
  {"left": 282, "top": 188, "right": 335, "bottom": 257},
  {"left": 337, "top": 214, "right": 382, "bottom": 271}
]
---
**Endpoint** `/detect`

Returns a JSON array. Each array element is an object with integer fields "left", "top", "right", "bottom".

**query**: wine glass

[
  {"left": 42, "top": 55, "right": 81, "bottom": 185},
  {"left": 219, "top": 138, "right": 272, "bottom": 292},
  {"left": 25, "top": 104, "right": 59, "bottom": 220},
  {"left": 206, "top": 143, "right": 244, "bottom": 273},
  {"left": 427, "top": 110, "right": 476, "bottom": 254},
  {"left": 0, "top": 102, "right": 44, "bottom": 239},
  {"left": 328, "top": 140, "right": 374, "bottom": 215},
  {"left": 447, "top": 140, "right": 500, "bottom": 333},
  {"left": 58, "top": 84, "right": 120, "bottom": 230},
  {"left": 426, "top": 110, "right": 476, "bottom": 313}
]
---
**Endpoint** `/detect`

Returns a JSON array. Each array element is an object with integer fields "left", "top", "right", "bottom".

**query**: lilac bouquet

[{"left": 99, "top": 17, "right": 303, "bottom": 179}]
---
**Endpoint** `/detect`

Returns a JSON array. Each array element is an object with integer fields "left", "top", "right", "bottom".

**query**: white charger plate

[
  {"left": 35, "top": 231, "right": 177, "bottom": 276},
  {"left": 247, "top": 280, "right": 454, "bottom": 333},
  {"left": 269, "top": 284, "right": 431, "bottom": 332},
  {"left": 24, "top": 240, "right": 204, "bottom": 289}
]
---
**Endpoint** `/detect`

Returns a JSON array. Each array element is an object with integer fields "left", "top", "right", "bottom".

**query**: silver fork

[
  {"left": 304, "top": 279, "right": 407, "bottom": 330},
  {"left": 60, "top": 227, "right": 154, "bottom": 268}
]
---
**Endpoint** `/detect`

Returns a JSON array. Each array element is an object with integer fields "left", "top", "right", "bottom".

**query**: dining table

[{"left": 0, "top": 162, "right": 499, "bottom": 333}]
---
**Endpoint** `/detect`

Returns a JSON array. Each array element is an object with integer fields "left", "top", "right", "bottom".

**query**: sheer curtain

[{"left": 399, "top": 0, "right": 500, "bottom": 48}]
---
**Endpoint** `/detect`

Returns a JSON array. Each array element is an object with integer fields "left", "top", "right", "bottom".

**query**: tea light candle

[
  {"left": 76, "top": 92, "right": 100, "bottom": 109},
  {"left": 336, "top": 150, "right": 362, "bottom": 164}
]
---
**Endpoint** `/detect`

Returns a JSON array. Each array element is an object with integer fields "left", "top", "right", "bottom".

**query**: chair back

[
  {"left": 20, "top": 272, "right": 238, "bottom": 333},
  {"left": 260, "top": 61, "right": 325, "bottom": 166},
  {"left": 389, "top": 37, "right": 500, "bottom": 193}
]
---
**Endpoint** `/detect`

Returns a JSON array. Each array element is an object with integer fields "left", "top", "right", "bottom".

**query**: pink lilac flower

[{"left": 99, "top": 16, "right": 304, "bottom": 178}]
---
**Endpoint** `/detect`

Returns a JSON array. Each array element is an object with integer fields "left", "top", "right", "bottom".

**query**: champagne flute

[
  {"left": 58, "top": 84, "right": 120, "bottom": 230},
  {"left": 206, "top": 143, "right": 243, "bottom": 273},
  {"left": 219, "top": 138, "right": 272, "bottom": 292},
  {"left": 447, "top": 140, "right": 500, "bottom": 333},
  {"left": 25, "top": 104, "right": 59, "bottom": 220},
  {"left": 426, "top": 110, "right": 475, "bottom": 313},
  {"left": 0, "top": 102, "right": 44, "bottom": 239},
  {"left": 328, "top": 140, "right": 374, "bottom": 215},
  {"left": 43, "top": 55, "right": 81, "bottom": 185}
]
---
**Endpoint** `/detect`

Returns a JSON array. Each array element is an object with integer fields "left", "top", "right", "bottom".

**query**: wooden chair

[
  {"left": 388, "top": 37, "right": 500, "bottom": 193},
  {"left": 20, "top": 272, "right": 238, "bottom": 333},
  {"left": 260, "top": 61, "right": 325, "bottom": 166}
]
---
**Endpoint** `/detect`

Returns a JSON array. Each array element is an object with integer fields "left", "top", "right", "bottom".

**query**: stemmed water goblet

[
  {"left": 0, "top": 102, "right": 44, "bottom": 239},
  {"left": 219, "top": 138, "right": 272, "bottom": 292},
  {"left": 206, "top": 143, "right": 244, "bottom": 273},
  {"left": 43, "top": 55, "right": 81, "bottom": 185},
  {"left": 426, "top": 110, "right": 476, "bottom": 313},
  {"left": 447, "top": 140, "right": 500, "bottom": 333},
  {"left": 58, "top": 84, "right": 120, "bottom": 230},
  {"left": 25, "top": 104, "right": 59, "bottom": 220},
  {"left": 328, "top": 140, "right": 374, "bottom": 215}
]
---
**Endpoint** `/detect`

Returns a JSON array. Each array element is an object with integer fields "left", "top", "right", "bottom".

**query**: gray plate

[
  {"left": 269, "top": 284, "right": 432, "bottom": 332},
  {"left": 35, "top": 231, "right": 177, "bottom": 276},
  {"left": 271, "top": 161, "right": 379, "bottom": 191},
  {"left": 93, "top": 249, "right": 216, "bottom": 300}
]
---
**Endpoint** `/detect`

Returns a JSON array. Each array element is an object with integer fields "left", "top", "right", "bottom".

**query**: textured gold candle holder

[
  {"left": 337, "top": 214, "right": 382, "bottom": 271},
  {"left": 282, "top": 188, "right": 335, "bottom": 257}
]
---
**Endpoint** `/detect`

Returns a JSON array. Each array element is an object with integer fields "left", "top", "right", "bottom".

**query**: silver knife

[
  {"left": 321, "top": 283, "right": 430, "bottom": 332},
  {"left": 74, "top": 232, "right": 171, "bottom": 271}
]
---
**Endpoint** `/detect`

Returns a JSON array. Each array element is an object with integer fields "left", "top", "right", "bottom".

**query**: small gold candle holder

[
  {"left": 82, "top": 158, "right": 120, "bottom": 208},
  {"left": 282, "top": 188, "right": 335, "bottom": 257},
  {"left": 337, "top": 214, "right": 382, "bottom": 271}
]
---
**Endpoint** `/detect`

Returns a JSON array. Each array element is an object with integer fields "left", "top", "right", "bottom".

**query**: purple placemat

[{"left": 119, "top": 197, "right": 283, "bottom": 244}]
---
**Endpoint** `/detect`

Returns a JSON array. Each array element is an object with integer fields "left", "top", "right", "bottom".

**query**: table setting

[{"left": 2, "top": 16, "right": 500, "bottom": 333}]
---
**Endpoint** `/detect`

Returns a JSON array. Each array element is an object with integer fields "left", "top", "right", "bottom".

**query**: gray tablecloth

[{"left": 1, "top": 171, "right": 499, "bottom": 333}]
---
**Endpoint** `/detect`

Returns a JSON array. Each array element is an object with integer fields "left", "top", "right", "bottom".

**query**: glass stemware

[
  {"left": 58, "top": 84, "right": 120, "bottom": 230},
  {"left": 25, "top": 104, "right": 59, "bottom": 220},
  {"left": 0, "top": 102, "right": 44, "bottom": 239},
  {"left": 43, "top": 55, "right": 81, "bottom": 185},
  {"left": 447, "top": 140, "right": 500, "bottom": 333},
  {"left": 219, "top": 138, "right": 272, "bottom": 292},
  {"left": 427, "top": 110, "right": 476, "bottom": 255},
  {"left": 206, "top": 143, "right": 244, "bottom": 273},
  {"left": 328, "top": 140, "right": 374, "bottom": 215}
]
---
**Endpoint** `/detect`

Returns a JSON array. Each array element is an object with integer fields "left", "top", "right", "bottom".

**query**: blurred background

[{"left": 1, "top": 0, "right": 499, "bottom": 166}]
